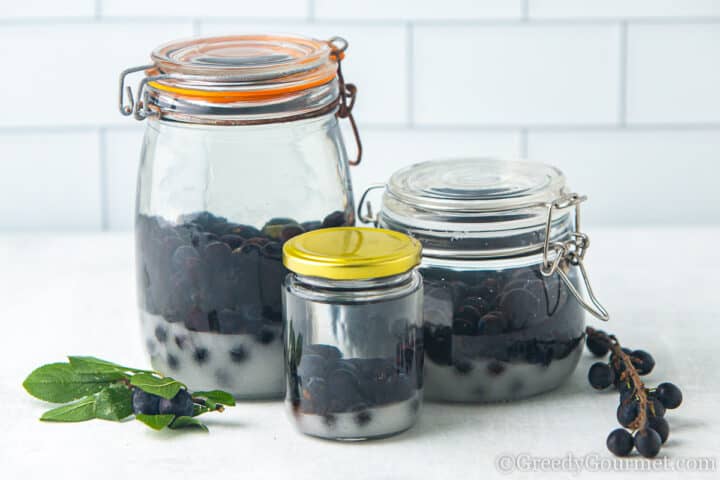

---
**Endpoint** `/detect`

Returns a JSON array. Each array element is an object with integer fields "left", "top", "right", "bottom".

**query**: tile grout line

[
  {"left": 520, "top": 129, "right": 529, "bottom": 158},
  {"left": 3, "top": 17, "right": 720, "bottom": 27},
  {"left": 98, "top": 128, "right": 109, "bottom": 232},
  {"left": 618, "top": 22, "right": 628, "bottom": 127},
  {"left": 3, "top": 123, "right": 720, "bottom": 134},
  {"left": 406, "top": 22, "right": 414, "bottom": 127},
  {"left": 307, "top": 0, "right": 316, "bottom": 22},
  {"left": 522, "top": 0, "right": 530, "bottom": 21},
  {"left": 94, "top": 0, "right": 102, "bottom": 19}
]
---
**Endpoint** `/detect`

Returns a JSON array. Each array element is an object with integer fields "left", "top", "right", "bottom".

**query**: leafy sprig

[{"left": 23, "top": 356, "right": 235, "bottom": 432}]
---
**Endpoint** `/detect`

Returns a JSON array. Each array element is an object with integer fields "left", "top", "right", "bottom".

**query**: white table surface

[{"left": 1, "top": 228, "right": 718, "bottom": 479}]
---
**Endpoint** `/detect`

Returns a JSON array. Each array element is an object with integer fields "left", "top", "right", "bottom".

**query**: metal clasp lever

[
  {"left": 119, "top": 64, "right": 152, "bottom": 119},
  {"left": 357, "top": 184, "right": 385, "bottom": 225},
  {"left": 329, "top": 37, "right": 362, "bottom": 167},
  {"left": 541, "top": 193, "right": 610, "bottom": 321}
]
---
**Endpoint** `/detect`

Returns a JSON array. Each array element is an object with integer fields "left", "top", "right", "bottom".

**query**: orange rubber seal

[{"left": 148, "top": 72, "right": 336, "bottom": 103}]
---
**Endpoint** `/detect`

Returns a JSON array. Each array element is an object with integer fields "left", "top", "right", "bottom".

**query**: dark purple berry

[
  {"left": 647, "top": 396, "right": 666, "bottom": 418},
  {"left": 154, "top": 326, "right": 167, "bottom": 343},
  {"left": 487, "top": 361, "right": 505, "bottom": 377},
  {"left": 229, "top": 345, "right": 248, "bottom": 363},
  {"left": 193, "top": 347, "right": 209, "bottom": 364},
  {"left": 158, "top": 389, "right": 194, "bottom": 417},
  {"left": 174, "top": 335, "right": 187, "bottom": 350},
  {"left": 586, "top": 331, "right": 610, "bottom": 357},
  {"left": 354, "top": 410, "right": 372, "bottom": 426},
  {"left": 323, "top": 414, "right": 337, "bottom": 428},
  {"left": 132, "top": 388, "right": 161, "bottom": 415},
  {"left": 630, "top": 350, "right": 655, "bottom": 375},
  {"left": 606, "top": 428, "right": 634, "bottom": 456},
  {"left": 321, "top": 211, "right": 346, "bottom": 228},
  {"left": 588, "top": 362, "right": 614, "bottom": 390},
  {"left": 255, "top": 328, "right": 276, "bottom": 345},
  {"left": 648, "top": 416, "right": 669, "bottom": 444},
  {"left": 280, "top": 225, "right": 305, "bottom": 241},
  {"left": 219, "top": 234, "right": 245, "bottom": 250},
  {"left": 656, "top": 382, "right": 682, "bottom": 409},
  {"left": 454, "top": 359, "right": 473, "bottom": 375},
  {"left": 634, "top": 428, "right": 662, "bottom": 458},
  {"left": 617, "top": 400, "right": 639, "bottom": 427},
  {"left": 166, "top": 354, "right": 179, "bottom": 370}
]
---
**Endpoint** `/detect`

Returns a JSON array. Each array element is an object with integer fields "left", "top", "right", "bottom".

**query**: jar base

[
  {"left": 141, "top": 310, "right": 285, "bottom": 399},
  {"left": 288, "top": 392, "right": 422, "bottom": 441},
  {"left": 423, "top": 345, "right": 582, "bottom": 403}
]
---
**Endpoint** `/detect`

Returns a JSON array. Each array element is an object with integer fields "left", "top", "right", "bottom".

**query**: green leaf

[
  {"left": 68, "top": 356, "right": 153, "bottom": 375},
  {"left": 170, "top": 416, "right": 209, "bottom": 432},
  {"left": 130, "top": 373, "right": 184, "bottom": 399},
  {"left": 23, "top": 363, "right": 124, "bottom": 403},
  {"left": 94, "top": 385, "right": 133, "bottom": 421},
  {"left": 135, "top": 414, "right": 175, "bottom": 430},
  {"left": 40, "top": 396, "right": 96, "bottom": 422},
  {"left": 192, "top": 390, "right": 236, "bottom": 407}
]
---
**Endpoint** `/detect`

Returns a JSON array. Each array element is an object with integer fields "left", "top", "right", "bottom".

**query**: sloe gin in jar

[
  {"left": 119, "top": 35, "right": 363, "bottom": 398},
  {"left": 282, "top": 227, "right": 423, "bottom": 440},
  {"left": 365, "top": 159, "right": 608, "bottom": 402}
]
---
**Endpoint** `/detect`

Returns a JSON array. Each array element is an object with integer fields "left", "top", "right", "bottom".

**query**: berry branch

[
  {"left": 585, "top": 327, "right": 682, "bottom": 458},
  {"left": 612, "top": 343, "right": 648, "bottom": 431}
]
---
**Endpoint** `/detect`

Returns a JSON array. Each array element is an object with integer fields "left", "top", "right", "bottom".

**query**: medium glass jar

[
  {"left": 118, "top": 35, "right": 362, "bottom": 399},
  {"left": 360, "top": 159, "right": 608, "bottom": 402},
  {"left": 282, "top": 227, "right": 424, "bottom": 440}
]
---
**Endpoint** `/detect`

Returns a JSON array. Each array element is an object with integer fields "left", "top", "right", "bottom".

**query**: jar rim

[{"left": 147, "top": 34, "right": 339, "bottom": 102}]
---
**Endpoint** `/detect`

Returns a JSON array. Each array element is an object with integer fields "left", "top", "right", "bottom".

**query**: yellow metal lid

[{"left": 282, "top": 227, "right": 421, "bottom": 280}]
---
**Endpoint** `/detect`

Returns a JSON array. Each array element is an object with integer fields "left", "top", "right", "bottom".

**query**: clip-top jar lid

[
  {"left": 283, "top": 227, "right": 421, "bottom": 280},
  {"left": 387, "top": 158, "right": 566, "bottom": 213},
  {"left": 147, "top": 35, "right": 339, "bottom": 102},
  {"left": 377, "top": 158, "right": 574, "bottom": 259},
  {"left": 119, "top": 34, "right": 358, "bottom": 125}
]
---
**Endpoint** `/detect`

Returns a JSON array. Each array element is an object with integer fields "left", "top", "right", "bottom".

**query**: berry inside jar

[
  {"left": 136, "top": 209, "right": 351, "bottom": 398},
  {"left": 286, "top": 336, "right": 423, "bottom": 440},
  {"left": 422, "top": 261, "right": 584, "bottom": 402}
]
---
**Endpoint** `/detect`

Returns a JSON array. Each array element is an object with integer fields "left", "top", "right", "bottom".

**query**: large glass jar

[
  {"left": 282, "top": 227, "right": 424, "bottom": 440},
  {"left": 119, "top": 35, "right": 362, "bottom": 399},
  {"left": 361, "top": 159, "right": 608, "bottom": 402}
]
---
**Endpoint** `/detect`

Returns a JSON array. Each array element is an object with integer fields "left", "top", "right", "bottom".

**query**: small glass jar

[
  {"left": 119, "top": 35, "right": 362, "bottom": 399},
  {"left": 282, "top": 227, "right": 424, "bottom": 440},
  {"left": 360, "top": 159, "right": 608, "bottom": 402}
]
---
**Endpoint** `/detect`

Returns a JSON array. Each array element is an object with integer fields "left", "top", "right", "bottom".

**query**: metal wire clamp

[{"left": 541, "top": 193, "right": 610, "bottom": 321}]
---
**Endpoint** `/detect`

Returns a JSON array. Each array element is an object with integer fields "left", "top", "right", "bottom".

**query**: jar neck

[
  {"left": 287, "top": 270, "right": 422, "bottom": 303},
  {"left": 379, "top": 212, "right": 575, "bottom": 260},
  {"left": 296, "top": 271, "right": 413, "bottom": 290},
  {"left": 147, "top": 109, "right": 339, "bottom": 135},
  {"left": 146, "top": 78, "right": 340, "bottom": 126}
]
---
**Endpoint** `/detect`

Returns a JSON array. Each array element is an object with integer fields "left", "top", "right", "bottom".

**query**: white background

[{"left": 1, "top": 0, "right": 719, "bottom": 230}]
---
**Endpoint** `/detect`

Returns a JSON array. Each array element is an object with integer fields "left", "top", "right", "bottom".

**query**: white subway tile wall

[
  {"left": 413, "top": 24, "right": 621, "bottom": 125},
  {"left": 0, "top": 132, "right": 102, "bottom": 230},
  {"left": 0, "top": 0, "right": 718, "bottom": 230},
  {"left": 627, "top": 24, "right": 720, "bottom": 123}
]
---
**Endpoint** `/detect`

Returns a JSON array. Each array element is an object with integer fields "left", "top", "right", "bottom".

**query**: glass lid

[
  {"left": 377, "top": 158, "right": 574, "bottom": 259},
  {"left": 151, "top": 35, "right": 334, "bottom": 81},
  {"left": 386, "top": 158, "right": 566, "bottom": 213}
]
